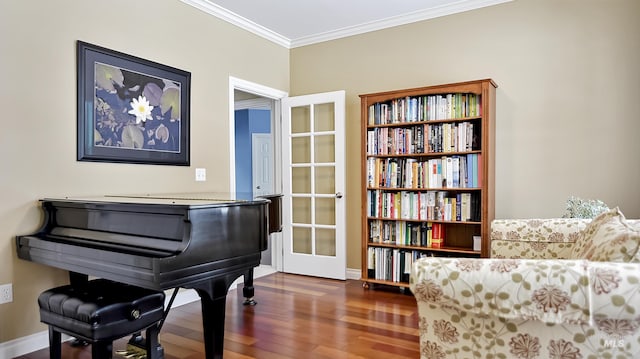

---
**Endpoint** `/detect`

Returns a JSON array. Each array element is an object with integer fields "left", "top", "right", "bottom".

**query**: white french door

[{"left": 281, "top": 91, "right": 346, "bottom": 280}]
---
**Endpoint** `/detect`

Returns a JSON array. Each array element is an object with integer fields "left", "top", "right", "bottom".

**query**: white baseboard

[
  {"left": 0, "top": 266, "right": 361, "bottom": 358},
  {"left": 1, "top": 331, "right": 50, "bottom": 359},
  {"left": 346, "top": 267, "right": 361, "bottom": 280}
]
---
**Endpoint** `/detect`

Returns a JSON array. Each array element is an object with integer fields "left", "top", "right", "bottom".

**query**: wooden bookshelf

[{"left": 360, "top": 79, "right": 497, "bottom": 289}]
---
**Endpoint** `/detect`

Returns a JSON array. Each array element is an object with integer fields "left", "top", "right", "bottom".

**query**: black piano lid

[
  {"left": 19, "top": 192, "right": 273, "bottom": 282},
  {"left": 43, "top": 192, "right": 271, "bottom": 209}
]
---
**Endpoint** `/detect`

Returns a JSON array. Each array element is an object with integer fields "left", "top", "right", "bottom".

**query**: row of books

[
  {"left": 367, "top": 93, "right": 482, "bottom": 125},
  {"left": 366, "top": 154, "right": 482, "bottom": 189},
  {"left": 369, "top": 220, "right": 445, "bottom": 247},
  {"left": 427, "top": 122, "right": 478, "bottom": 153},
  {"left": 366, "top": 125, "right": 425, "bottom": 155},
  {"left": 367, "top": 190, "right": 481, "bottom": 222},
  {"left": 366, "top": 122, "right": 479, "bottom": 156},
  {"left": 367, "top": 248, "right": 439, "bottom": 283}
]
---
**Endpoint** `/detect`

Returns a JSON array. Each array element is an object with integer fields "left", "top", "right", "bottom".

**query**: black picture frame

[{"left": 77, "top": 41, "right": 190, "bottom": 165}]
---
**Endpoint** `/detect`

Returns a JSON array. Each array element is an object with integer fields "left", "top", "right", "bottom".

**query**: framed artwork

[{"left": 77, "top": 41, "right": 191, "bottom": 165}]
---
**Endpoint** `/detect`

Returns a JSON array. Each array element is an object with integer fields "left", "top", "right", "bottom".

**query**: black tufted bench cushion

[{"left": 38, "top": 278, "right": 165, "bottom": 359}]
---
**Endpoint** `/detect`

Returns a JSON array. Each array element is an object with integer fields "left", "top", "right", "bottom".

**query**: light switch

[{"left": 195, "top": 168, "right": 206, "bottom": 181}]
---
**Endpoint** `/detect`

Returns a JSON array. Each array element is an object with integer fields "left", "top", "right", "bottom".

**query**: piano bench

[{"left": 37, "top": 279, "right": 165, "bottom": 359}]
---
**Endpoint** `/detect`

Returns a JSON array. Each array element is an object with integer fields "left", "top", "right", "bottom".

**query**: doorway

[
  {"left": 229, "top": 77, "right": 347, "bottom": 280},
  {"left": 229, "top": 77, "right": 287, "bottom": 271}
]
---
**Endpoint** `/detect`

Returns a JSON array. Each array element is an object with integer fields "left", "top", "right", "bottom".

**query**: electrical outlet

[
  {"left": 195, "top": 168, "right": 206, "bottom": 182},
  {"left": 0, "top": 283, "right": 12, "bottom": 304}
]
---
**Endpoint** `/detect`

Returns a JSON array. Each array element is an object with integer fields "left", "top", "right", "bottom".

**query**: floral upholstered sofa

[{"left": 410, "top": 207, "right": 640, "bottom": 359}]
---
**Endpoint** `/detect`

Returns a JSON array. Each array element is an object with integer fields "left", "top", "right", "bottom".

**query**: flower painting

[
  {"left": 94, "top": 64, "right": 181, "bottom": 151},
  {"left": 77, "top": 41, "right": 190, "bottom": 165}
]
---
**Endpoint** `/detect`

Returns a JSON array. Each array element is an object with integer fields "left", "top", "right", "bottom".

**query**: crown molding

[
  {"left": 290, "top": 0, "right": 513, "bottom": 48},
  {"left": 182, "top": 0, "right": 512, "bottom": 49},
  {"left": 180, "top": 0, "right": 291, "bottom": 48}
]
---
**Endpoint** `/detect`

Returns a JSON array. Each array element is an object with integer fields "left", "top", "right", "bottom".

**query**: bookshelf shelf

[
  {"left": 360, "top": 79, "right": 497, "bottom": 289},
  {"left": 364, "top": 278, "right": 411, "bottom": 289},
  {"left": 369, "top": 151, "right": 482, "bottom": 159},
  {"left": 367, "top": 242, "right": 482, "bottom": 254},
  {"left": 367, "top": 187, "right": 482, "bottom": 191},
  {"left": 368, "top": 116, "right": 483, "bottom": 128},
  {"left": 367, "top": 217, "right": 482, "bottom": 225}
]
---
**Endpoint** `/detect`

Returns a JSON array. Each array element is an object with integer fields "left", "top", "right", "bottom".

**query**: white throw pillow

[{"left": 570, "top": 207, "right": 640, "bottom": 262}]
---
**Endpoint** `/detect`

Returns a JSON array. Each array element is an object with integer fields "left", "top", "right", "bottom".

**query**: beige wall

[
  {"left": 0, "top": 0, "right": 289, "bottom": 342},
  {"left": 289, "top": 0, "right": 640, "bottom": 270}
]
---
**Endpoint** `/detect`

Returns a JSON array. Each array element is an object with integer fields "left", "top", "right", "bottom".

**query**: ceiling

[{"left": 181, "top": 0, "right": 512, "bottom": 48}]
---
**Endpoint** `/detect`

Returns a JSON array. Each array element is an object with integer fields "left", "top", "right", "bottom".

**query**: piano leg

[
  {"left": 195, "top": 290, "right": 227, "bottom": 359},
  {"left": 242, "top": 269, "right": 257, "bottom": 306},
  {"left": 191, "top": 273, "right": 244, "bottom": 359}
]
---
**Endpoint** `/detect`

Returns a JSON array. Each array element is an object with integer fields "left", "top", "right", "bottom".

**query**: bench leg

[
  {"left": 92, "top": 341, "right": 113, "bottom": 359},
  {"left": 48, "top": 327, "right": 61, "bottom": 359},
  {"left": 145, "top": 324, "right": 164, "bottom": 359}
]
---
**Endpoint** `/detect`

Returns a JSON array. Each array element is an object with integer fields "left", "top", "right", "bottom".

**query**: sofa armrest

[
  {"left": 410, "top": 257, "right": 593, "bottom": 325},
  {"left": 410, "top": 257, "right": 640, "bottom": 326},
  {"left": 490, "top": 218, "right": 590, "bottom": 259}
]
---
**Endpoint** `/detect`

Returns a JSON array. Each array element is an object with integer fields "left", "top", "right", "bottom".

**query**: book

[
  {"left": 452, "top": 156, "right": 460, "bottom": 188},
  {"left": 445, "top": 157, "right": 453, "bottom": 187},
  {"left": 434, "top": 191, "right": 445, "bottom": 220},
  {"left": 419, "top": 192, "right": 427, "bottom": 220},
  {"left": 471, "top": 153, "right": 478, "bottom": 188},
  {"left": 426, "top": 222, "right": 433, "bottom": 247},
  {"left": 367, "top": 247, "right": 375, "bottom": 278},
  {"left": 400, "top": 191, "right": 410, "bottom": 219},
  {"left": 467, "top": 154, "right": 473, "bottom": 187},
  {"left": 431, "top": 223, "right": 444, "bottom": 248},
  {"left": 402, "top": 251, "right": 411, "bottom": 282},
  {"left": 477, "top": 153, "right": 483, "bottom": 187},
  {"left": 369, "top": 220, "right": 381, "bottom": 242},
  {"left": 461, "top": 193, "right": 471, "bottom": 221},
  {"left": 420, "top": 222, "right": 429, "bottom": 246},
  {"left": 473, "top": 235, "right": 482, "bottom": 251},
  {"left": 426, "top": 191, "right": 436, "bottom": 220}
]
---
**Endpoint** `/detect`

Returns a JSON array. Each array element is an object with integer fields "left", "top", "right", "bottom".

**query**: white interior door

[
  {"left": 252, "top": 133, "right": 273, "bottom": 197},
  {"left": 281, "top": 90, "right": 346, "bottom": 280}
]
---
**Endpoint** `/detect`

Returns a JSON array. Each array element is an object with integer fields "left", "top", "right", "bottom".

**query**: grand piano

[{"left": 15, "top": 193, "right": 282, "bottom": 359}]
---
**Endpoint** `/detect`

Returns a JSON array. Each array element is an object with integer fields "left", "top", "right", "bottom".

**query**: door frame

[{"left": 229, "top": 76, "right": 287, "bottom": 271}]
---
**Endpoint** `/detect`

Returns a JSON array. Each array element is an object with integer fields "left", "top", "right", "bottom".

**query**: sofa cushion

[
  {"left": 570, "top": 207, "right": 640, "bottom": 262},
  {"left": 490, "top": 218, "right": 589, "bottom": 259}
]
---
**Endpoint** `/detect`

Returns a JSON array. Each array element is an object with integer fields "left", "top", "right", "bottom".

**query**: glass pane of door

[{"left": 315, "top": 228, "right": 336, "bottom": 256}]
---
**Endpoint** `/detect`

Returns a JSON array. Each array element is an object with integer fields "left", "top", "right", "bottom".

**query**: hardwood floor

[{"left": 16, "top": 273, "right": 420, "bottom": 359}]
